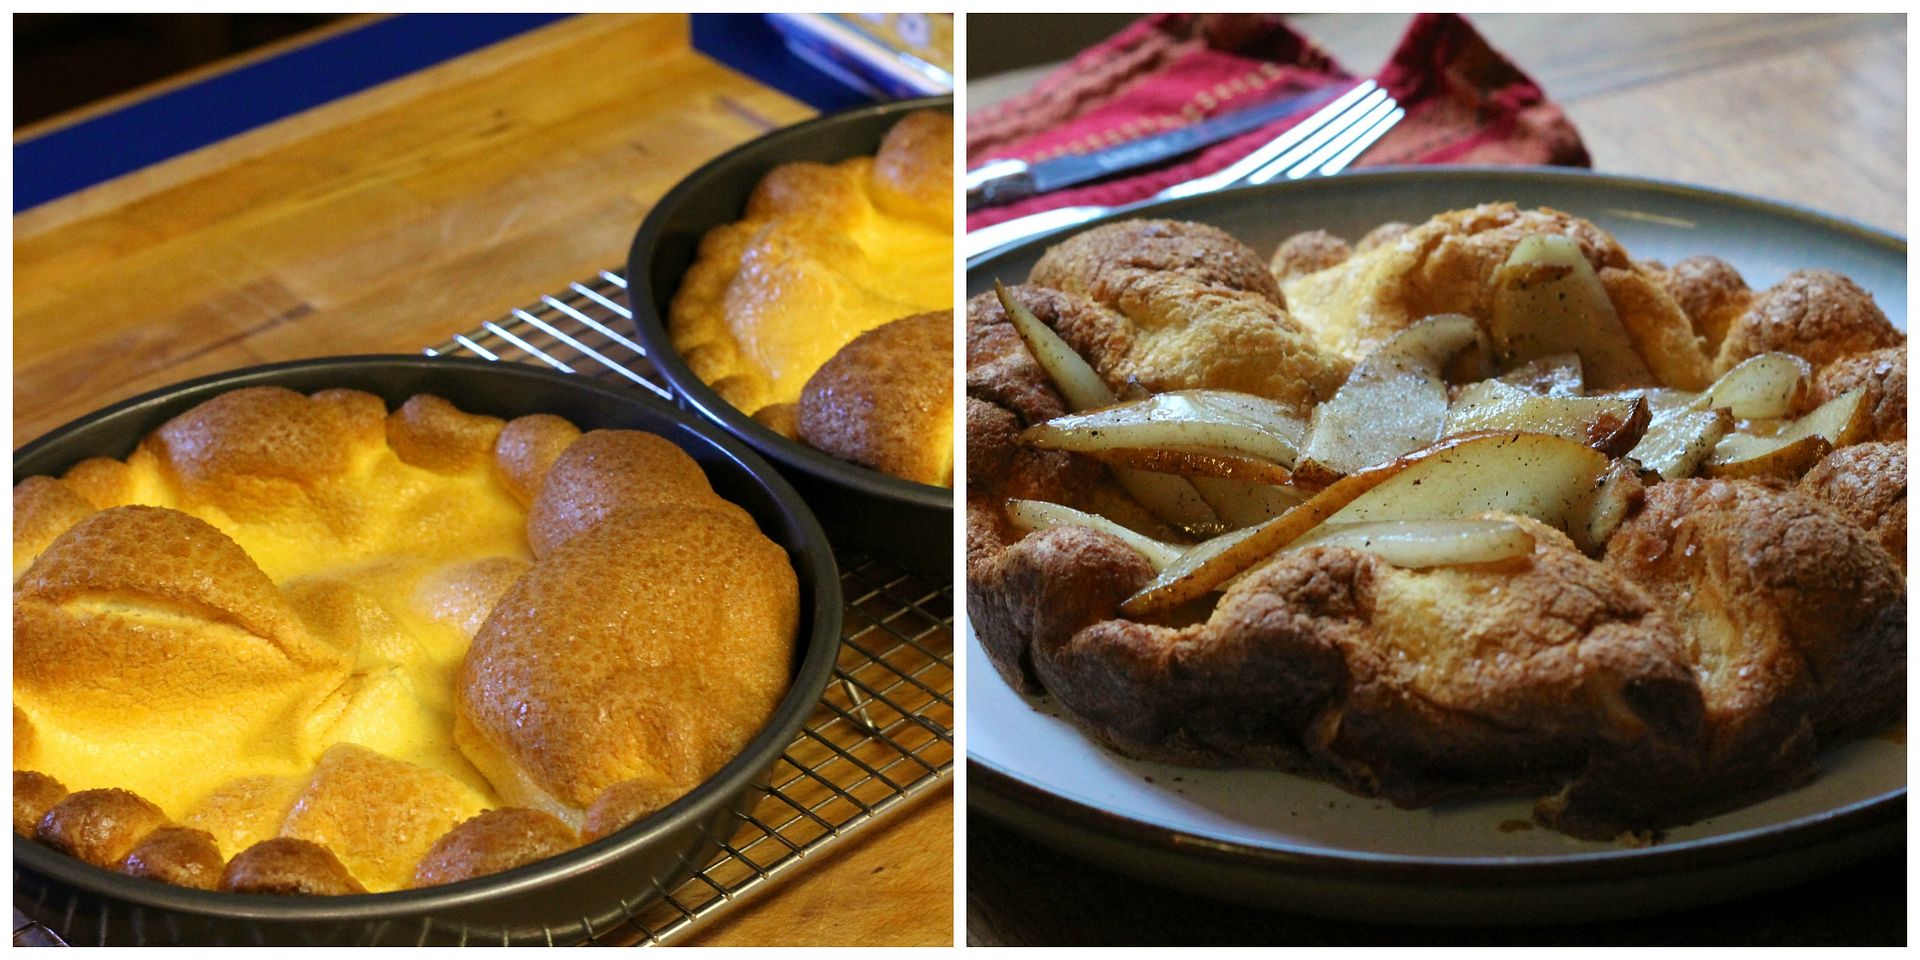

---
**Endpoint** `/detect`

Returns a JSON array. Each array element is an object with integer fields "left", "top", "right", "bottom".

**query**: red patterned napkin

[{"left": 967, "top": 13, "right": 1590, "bottom": 231}]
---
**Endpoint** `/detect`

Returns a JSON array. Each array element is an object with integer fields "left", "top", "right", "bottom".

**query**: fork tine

[
  {"left": 1313, "top": 105, "right": 1405, "bottom": 177},
  {"left": 1158, "top": 79, "right": 1379, "bottom": 200},
  {"left": 1243, "top": 87, "right": 1389, "bottom": 186},
  {"left": 1283, "top": 96, "right": 1399, "bottom": 180}
]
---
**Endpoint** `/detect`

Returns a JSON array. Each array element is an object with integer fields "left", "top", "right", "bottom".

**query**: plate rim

[
  {"left": 963, "top": 167, "right": 1907, "bottom": 884},
  {"left": 965, "top": 164, "right": 1906, "bottom": 278}
]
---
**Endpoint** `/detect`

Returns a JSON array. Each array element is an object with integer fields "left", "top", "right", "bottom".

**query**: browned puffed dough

[
  {"left": 14, "top": 770, "right": 67, "bottom": 838},
  {"left": 387, "top": 394, "right": 506, "bottom": 474},
  {"left": 581, "top": 778, "right": 686, "bottom": 842},
  {"left": 494, "top": 414, "right": 582, "bottom": 505},
  {"left": 1799, "top": 441, "right": 1906, "bottom": 570},
  {"left": 219, "top": 837, "right": 366, "bottom": 896},
  {"left": 525, "top": 430, "right": 747, "bottom": 557},
  {"left": 1270, "top": 230, "right": 1352, "bottom": 282},
  {"left": 35, "top": 788, "right": 169, "bottom": 867},
  {"left": 1654, "top": 255, "right": 1752, "bottom": 354},
  {"left": 1811, "top": 345, "right": 1906, "bottom": 443},
  {"left": 412, "top": 808, "right": 578, "bottom": 887},
  {"left": 1714, "top": 270, "right": 1903, "bottom": 375},
  {"left": 1355, "top": 221, "right": 1412, "bottom": 252},
  {"left": 120, "top": 826, "right": 225, "bottom": 890}
]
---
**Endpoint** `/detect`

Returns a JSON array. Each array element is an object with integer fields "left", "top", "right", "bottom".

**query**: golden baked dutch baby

[
  {"left": 669, "top": 110, "right": 955, "bottom": 487},
  {"left": 14, "top": 386, "right": 799, "bottom": 893}
]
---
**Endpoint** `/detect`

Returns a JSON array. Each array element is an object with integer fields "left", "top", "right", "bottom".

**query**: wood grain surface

[
  {"left": 965, "top": 11, "right": 1905, "bottom": 947},
  {"left": 13, "top": 13, "right": 952, "bottom": 946}
]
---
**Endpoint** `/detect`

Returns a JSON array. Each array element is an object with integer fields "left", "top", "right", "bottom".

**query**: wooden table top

[
  {"left": 966, "top": 11, "right": 1904, "bottom": 947},
  {"left": 14, "top": 13, "right": 951, "bottom": 947}
]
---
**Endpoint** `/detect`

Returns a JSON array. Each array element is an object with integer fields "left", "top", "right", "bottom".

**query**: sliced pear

[
  {"left": 1022, "top": 390, "right": 1305, "bottom": 469},
  {"left": 1689, "top": 352, "right": 1812, "bottom": 420},
  {"left": 1299, "top": 314, "right": 1486, "bottom": 478},
  {"left": 1192, "top": 476, "right": 1310, "bottom": 530},
  {"left": 1120, "top": 433, "right": 1502, "bottom": 616},
  {"left": 1327, "top": 432, "right": 1612, "bottom": 535},
  {"left": 1705, "top": 387, "right": 1869, "bottom": 479},
  {"left": 1444, "top": 380, "right": 1650, "bottom": 458},
  {"left": 1005, "top": 499, "right": 1184, "bottom": 571},
  {"left": 1704, "top": 435, "right": 1833, "bottom": 480},
  {"left": 1490, "top": 234, "right": 1654, "bottom": 389},
  {"left": 1497, "top": 352, "right": 1585, "bottom": 396},
  {"left": 1077, "top": 447, "right": 1295, "bottom": 485},
  {"left": 1112, "top": 469, "right": 1221, "bottom": 535},
  {"left": 996, "top": 281, "right": 1221, "bottom": 532},
  {"left": 1628, "top": 408, "right": 1734, "bottom": 479},
  {"left": 1290, "top": 518, "right": 1537, "bottom": 568},
  {"left": 1636, "top": 387, "right": 1702, "bottom": 421},
  {"left": 996, "top": 280, "right": 1111, "bottom": 411},
  {"left": 1576, "top": 459, "right": 1643, "bottom": 555},
  {"left": 1120, "top": 462, "right": 1413, "bottom": 615}
]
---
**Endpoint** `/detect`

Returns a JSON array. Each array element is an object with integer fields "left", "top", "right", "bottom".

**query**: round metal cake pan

[
  {"left": 627, "top": 95, "right": 954, "bottom": 572},
  {"left": 964, "top": 168, "right": 1906, "bottom": 925},
  {"left": 12, "top": 355, "right": 844, "bottom": 945}
]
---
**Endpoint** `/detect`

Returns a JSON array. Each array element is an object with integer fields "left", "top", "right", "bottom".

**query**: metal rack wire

[{"left": 13, "top": 270, "right": 954, "bottom": 948}]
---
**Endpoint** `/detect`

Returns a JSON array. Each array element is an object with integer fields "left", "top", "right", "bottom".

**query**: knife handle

[{"left": 966, "top": 158, "right": 1036, "bottom": 211}]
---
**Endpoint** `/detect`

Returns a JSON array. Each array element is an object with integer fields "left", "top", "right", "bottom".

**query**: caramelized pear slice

[
  {"left": 996, "top": 280, "right": 1110, "bottom": 411},
  {"left": 1496, "top": 352, "right": 1585, "bottom": 396},
  {"left": 1688, "top": 352, "right": 1812, "bottom": 420},
  {"left": 1075, "top": 447, "right": 1295, "bottom": 485},
  {"left": 1299, "top": 314, "right": 1485, "bottom": 478},
  {"left": 1577, "top": 459, "right": 1643, "bottom": 555},
  {"left": 1326, "top": 433, "right": 1613, "bottom": 535},
  {"left": 1290, "top": 518, "right": 1537, "bottom": 568},
  {"left": 1191, "top": 476, "right": 1309, "bottom": 530},
  {"left": 996, "top": 281, "right": 1221, "bottom": 532},
  {"left": 1120, "top": 434, "right": 1497, "bottom": 616},
  {"left": 1705, "top": 387, "right": 1869, "bottom": 480},
  {"left": 1490, "top": 234, "right": 1653, "bottom": 389},
  {"left": 1005, "top": 499, "right": 1183, "bottom": 571},
  {"left": 1022, "top": 390, "right": 1306, "bottom": 469},
  {"left": 1629, "top": 409, "right": 1734, "bottom": 479},
  {"left": 1444, "top": 380, "right": 1650, "bottom": 457}
]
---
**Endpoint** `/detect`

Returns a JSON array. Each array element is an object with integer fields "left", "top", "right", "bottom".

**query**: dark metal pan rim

[
  {"left": 13, "top": 354, "right": 844, "bottom": 926},
  {"left": 626, "top": 94, "right": 955, "bottom": 513}
]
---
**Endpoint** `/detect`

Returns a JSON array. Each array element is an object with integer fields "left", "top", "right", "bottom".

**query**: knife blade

[{"left": 966, "top": 83, "right": 1345, "bottom": 211}]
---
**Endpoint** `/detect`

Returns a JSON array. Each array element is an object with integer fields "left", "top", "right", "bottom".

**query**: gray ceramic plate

[{"left": 964, "top": 167, "right": 1906, "bottom": 926}]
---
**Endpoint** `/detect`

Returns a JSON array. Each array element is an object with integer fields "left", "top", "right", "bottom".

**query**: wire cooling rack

[
  {"left": 434, "top": 270, "right": 956, "bottom": 946},
  {"left": 13, "top": 270, "right": 953, "bottom": 948}
]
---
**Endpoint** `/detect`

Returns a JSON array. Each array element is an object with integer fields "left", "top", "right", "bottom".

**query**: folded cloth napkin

[{"left": 967, "top": 13, "right": 1590, "bottom": 231}]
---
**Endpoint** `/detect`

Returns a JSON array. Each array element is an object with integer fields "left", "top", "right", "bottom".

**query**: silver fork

[{"left": 965, "top": 79, "right": 1404, "bottom": 264}]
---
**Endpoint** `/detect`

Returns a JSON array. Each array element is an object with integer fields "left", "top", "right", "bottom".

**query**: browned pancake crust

[
  {"left": 220, "top": 837, "right": 365, "bottom": 895},
  {"left": 1605, "top": 479, "right": 1905, "bottom": 791},
  {"left": 13, "top": 771, "right": 67, "bottom": 838},
  {"left": 1799, "top": 441, "right": 1906, "bottom": 570},
  {"left": 798, "top": 310, "right": 954, "bottom": 485},
  {"left": 1715, "top": 270, "right": 1903, "bottom": 374},
  {"left": 458, "top": 503, "right": 798, "bottom": 813},
  {"left": 412, "top": 808, "right": 578, "bottom": 887},
  {"left": 1811, "top": 345, "right": 1906, "bottom": 442},
  {"left": 1653, "top": 255, "right": 1752, "bottom": 355},
  {"left": 35, "top": 788, "right": 170, "bottom": 867},
  {"left": 121, "top": 826, "right": 225, "bottom": 890},
  {"left": 1269, "top": 230, "right": 1352, "bottom": 283},
  {"left": 1030, "top": 221, "right": 1348, "bottom": 409}
]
